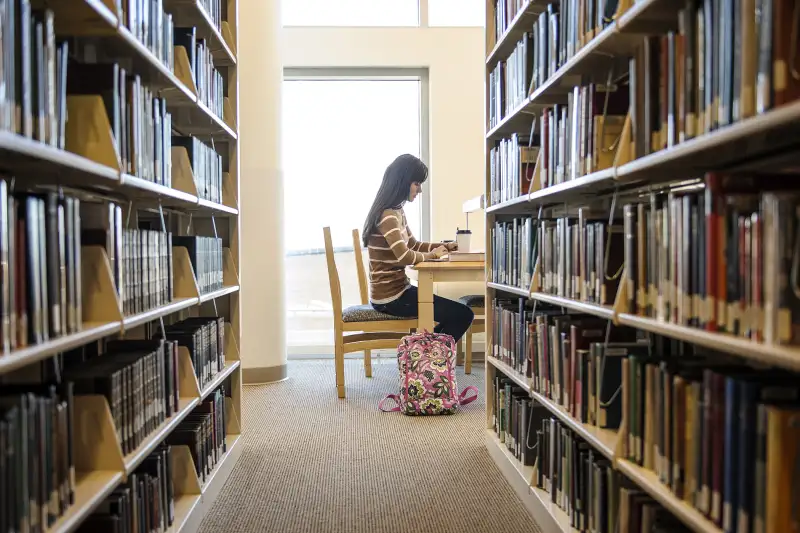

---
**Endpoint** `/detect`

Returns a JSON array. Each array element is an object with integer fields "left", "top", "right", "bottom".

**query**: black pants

[{"left": 372, "top": 287, "right": 475, "bottom": 343}]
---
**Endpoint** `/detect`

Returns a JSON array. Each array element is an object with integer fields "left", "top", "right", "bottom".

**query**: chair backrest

[
  {"left": 351, "top": 229, "right": 369, "bottom": 305},
  {"left": 322, "top": 227, "right": 343, "bottom": 323}
]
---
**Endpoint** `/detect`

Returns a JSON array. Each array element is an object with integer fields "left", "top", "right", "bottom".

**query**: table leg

[{"left": 417, "top": 271, "right": 435, "bottom": 332}]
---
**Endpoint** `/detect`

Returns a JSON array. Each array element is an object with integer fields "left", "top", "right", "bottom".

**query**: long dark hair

[{"left": 362, "top": 154, "right": 428, "bottom": 246}]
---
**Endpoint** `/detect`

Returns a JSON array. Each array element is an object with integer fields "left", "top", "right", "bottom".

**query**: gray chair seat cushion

[
  {"left": 458, "top": 294, "right": 485, "bottom": 308},
  {"left": 342, "top": 304, "right": 415, "bottom": 323}
]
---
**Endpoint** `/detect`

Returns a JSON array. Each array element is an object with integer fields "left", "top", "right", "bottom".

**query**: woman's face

[{"left": 408, "top": 182, "right": 422, "bottom": 202}]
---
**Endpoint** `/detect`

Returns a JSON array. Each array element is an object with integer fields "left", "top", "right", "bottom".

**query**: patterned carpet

[{"left": 198, "top": 359, "right": 541, "bottom": 533}]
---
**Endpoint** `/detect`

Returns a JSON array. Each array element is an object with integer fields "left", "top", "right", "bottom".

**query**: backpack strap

[
  {"left": 378, "top": 394, "right": 402, "bottom": 412},
  {"left": 459, "top": 386, "right": 479, "bottom": 406}
]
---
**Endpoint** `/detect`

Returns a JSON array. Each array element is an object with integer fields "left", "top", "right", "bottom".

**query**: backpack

[{"left": 378, "top": 330, "right": 478, "bottom": 415}]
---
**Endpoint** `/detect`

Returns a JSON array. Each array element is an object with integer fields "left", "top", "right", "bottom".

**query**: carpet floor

[{"left": 198, "top": 359, "right": 542, "bottom": 533}]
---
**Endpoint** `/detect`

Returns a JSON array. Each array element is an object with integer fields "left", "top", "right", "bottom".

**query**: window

[
  {"left": 283, "top": 72, "right": 428, "bottom": 353},
  {"left": 282, "top": 0, "right": 419, "bottom": 27},
  {"left": 428, "top": 0, "right": 485, "bottom": 27}
]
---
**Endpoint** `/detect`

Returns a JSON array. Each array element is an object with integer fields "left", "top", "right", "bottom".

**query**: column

[{"left": 239, "top": 0, "right": 287, "bottom": 383}]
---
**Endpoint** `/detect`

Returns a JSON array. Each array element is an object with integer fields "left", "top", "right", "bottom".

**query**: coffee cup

[{"left": 456, "top": 229, "right": 472, "bottom": 252}]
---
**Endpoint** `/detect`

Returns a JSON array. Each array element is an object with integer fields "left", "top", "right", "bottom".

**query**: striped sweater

[{"left": 367, "top": 208, "right": 439, "bottom": 304}]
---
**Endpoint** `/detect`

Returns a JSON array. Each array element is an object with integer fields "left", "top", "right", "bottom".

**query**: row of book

[
  {"left": 120, "top": 0, "right": 175, "bottom": 72},
  {"left": 199, "top": 0, "right": 225, "bottom": 32},
  {"left": 82, "top": 200, "right": 175, "bottom": 318},
  {"left": 158, "top": 317, "right": 226, "bottom": 392},
  {"left": 167, "top": 387, "right": 227, "bottom": 484},
  {"left": 176, "top": 27, "right": 226, "bottom": 122},
  {"left": 72, "top": 388, "right": 229, "bottom": 533},
  {"left": 488, "top": 134, "right": 538, "bottom": 205},
  {"left": 68, "top": 62, "right": 174, "bottom": 186},
  {"left": 0, "top": 384, "right": 76, "bottom": 533},
  {"left": 539, "top": 85, "right": 627, "bottom": 188},
  {"left": 629, "top": 0, "right": 800, "bottom": 159},
  {"left": 491, "top": 366, "right": 696, "bottom": 533},
  {"left": 0, "top": 6, "right": 69, "bottom": 148},
  {"left": 621, "top": 177, "right": 800, "bottom": 347},
  {"left": 490, "top": 0, "right": 529, "bottom": 47},
  {"left": 620, "top": 348, "right": 800, "bottom": 533},
  {"left": 539, "top": 211, "right": 624, "bottom": 306},
  {"left": 78, "top": 445, "right": 176, "bottom": 533},
  {"left": 176, "top": 236, "right": 225, "bottom": 296},
  {"left": 175, "top": 136, "right": 224, "bottom": 204},
  {"left": 0, "top": 187, "right": 83, "bottom": 353},
  {"left": 488, "top": 36, "right": 533, "bottom": 128},
  {"left": 68, "top": 338, "right": 182, "bottom": 455},
  {"left": 490, "top": 217, "right": 538, "bottom": 290}
]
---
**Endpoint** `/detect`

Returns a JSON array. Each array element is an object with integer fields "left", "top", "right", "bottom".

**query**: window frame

[{"left": 283, "top": 67, "right": 431, "bottom": 242}]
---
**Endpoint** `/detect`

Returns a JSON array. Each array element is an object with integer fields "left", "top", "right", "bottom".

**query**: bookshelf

[
  {"left": 484, "top": 1, "right": 800, "bottom": 533},
  {"left": 0, "top": 0, "right": 244, "bottom": 532}
]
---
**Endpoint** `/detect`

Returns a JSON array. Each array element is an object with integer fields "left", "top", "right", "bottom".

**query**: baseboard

[{"left": 242, "top": 363, "right": 288, "bottom": 384}]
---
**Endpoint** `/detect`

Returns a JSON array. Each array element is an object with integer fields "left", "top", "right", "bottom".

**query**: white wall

[{"left": 282, "top": 26, "right": 486, "bottom": 250}]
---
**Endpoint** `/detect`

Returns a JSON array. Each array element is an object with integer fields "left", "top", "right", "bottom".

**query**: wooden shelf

[
  {"left": 199, "top": 285, "right": 240, "bottom": 303},
  {"left": 530, "top": 293, "right": 615, "bottom": 319},
  {"left": 124, "top": 397, "right": 200, "bottom": 475},
  {"left": 529, "top": 485, "right": 579, "bottom": 533},
  {"left": 616, "top": 460, "right": 723, "bottom": 533},
  {"left": 0, "top": 322, "right": 121, "bottom": 376},
  {"left": 487, "top": 356, "right": 532, "bottom": 392},
  {"left": 487, "top": 282, "right": 530, "bottom": 298},
  {"left": 47, "top": 470, "right": 125, "bottom": 533},
  {"left": 530, "top": 391, "right": 618, "bottom": 460},
  {"left": 486, "top": 0, "right": 547, "bottom": 66}
]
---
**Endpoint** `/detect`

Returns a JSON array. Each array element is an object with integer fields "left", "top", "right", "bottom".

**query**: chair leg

[
  {"left": 364, "top": 349, "right": 372, "bottom": 378},
  {"left": 335, "top": 339, "right": 346, "bottom": 399},
  {"left": 456, "top": 338, "right": 464, "bottom": 366},
  {"left": 465, "top": 328, "right": 473, "bottom": 374}
]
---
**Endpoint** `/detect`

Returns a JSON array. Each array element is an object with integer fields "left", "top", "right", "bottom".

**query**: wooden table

[{"left": 406, "top": 261, "right": 485, "bottom": 332}]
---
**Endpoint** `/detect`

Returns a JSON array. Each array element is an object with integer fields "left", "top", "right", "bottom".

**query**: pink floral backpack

[{"left": 378, "top": 330, "right": 478, "bottom": 415}]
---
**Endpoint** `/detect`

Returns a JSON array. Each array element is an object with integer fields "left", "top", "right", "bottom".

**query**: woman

[{"left": 362, "top": 154, "right": 474, "bottom": 342}]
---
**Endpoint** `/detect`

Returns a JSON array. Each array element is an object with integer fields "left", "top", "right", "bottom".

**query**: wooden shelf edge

[
  {"left": 124, "top": 397, "right": 200, "bottom": 475},
  {"left": 166, "top": 494, "right": 203, "bottom": 533},
  {"left": 485, "top": 96, "right": 532, "bottom": 139},
  {"left": 530, "top": 293, "right": 615, "bottom": 319},
  {"left": 530, "top": 391, "right": 618, "bottom": 460},
  {"left": 0, "top": 322, "right": 121, "bottom": 377},
  {"left": 617, "top": 313, "right": 800, "bottom": 371},
  {"left": 122, "top": 297, "right": 198, "bottom": 330},
  {"left": 199, "top": 285, "right": 239, "bottom": 303},
  {"left": 487, "top": 356, "right": 532, "bottom": 392},
  {"left": 48, "top": 470, "right": 125, "bottom": 533},
  {"left": 200, "top": 360, "right": 241, "bottom": 400},
  {"left": 487, "top": 282, "right": 530, "bottom": 298},
  {"left": 201, "top": 433, "right": 242, "bottom": 495},
  {"left": 196, "top": 198, "right": 239, "bottom": 215},
  {"left": 616, "top": 460, "right": 723, "bottom": 533},
  {"left": 119, "top": 174, "right": 199, "bottom": 205}
]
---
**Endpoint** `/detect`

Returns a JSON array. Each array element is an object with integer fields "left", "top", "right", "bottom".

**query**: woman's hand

[
  {"left": 444, "top": 242, "right": 459, "bottom": 252},
  {"left": 431, "top": 246, "right": 448, "bottom": 259}
]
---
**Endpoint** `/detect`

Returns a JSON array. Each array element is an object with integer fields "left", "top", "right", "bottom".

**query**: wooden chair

[
  {"left": 323, "top": 227, "right": 417, "bottom": 399},
  {"left": 457, "top": 295, "right": 485, "bottom": 374}
]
